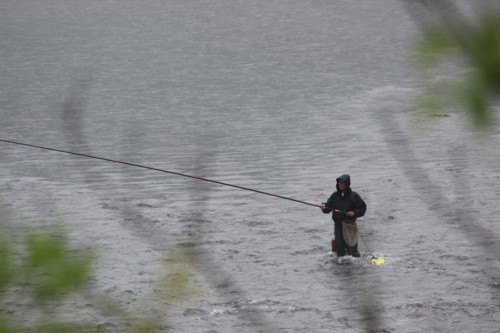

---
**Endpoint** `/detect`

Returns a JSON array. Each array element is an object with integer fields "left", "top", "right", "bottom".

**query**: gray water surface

[{"left": 1, "top": 1, "right": 499, "bottom": 332}]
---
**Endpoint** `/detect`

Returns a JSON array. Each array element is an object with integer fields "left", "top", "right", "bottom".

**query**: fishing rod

[
  {"left": 0, "top": 139, "right": 322, "bottom": 208},
  {"left": 2, "top": 139, "right": 384, "bottom": 264}
]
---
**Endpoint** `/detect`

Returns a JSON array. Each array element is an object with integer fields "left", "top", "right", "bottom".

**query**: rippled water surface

[{"left": 1, "top": 1, "right": 499, "bottom": 332}]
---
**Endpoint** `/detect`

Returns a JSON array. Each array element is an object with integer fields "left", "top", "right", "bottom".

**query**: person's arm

[
  {"left": 353, "top": 193, "right": 367, "bottom": 218},
  {"left": 320, "top": 197, "right": 332, "bottom": 214}
]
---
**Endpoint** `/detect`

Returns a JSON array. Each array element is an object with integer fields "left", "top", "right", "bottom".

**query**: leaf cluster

[
  {"left": 0, "top": 231, "right": 158, "bottom": 333},
  {"left": 0, "top": 232, "right": 94, "bottom": 332},
  {"left": 414, "top": 11, "right": 500, "bottom": 127}
]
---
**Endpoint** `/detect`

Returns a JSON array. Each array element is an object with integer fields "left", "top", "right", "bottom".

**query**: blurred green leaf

[
  {"left": 413, "top": 10, "right": 500, "bottom": 128},
  {"left": 471, "top": 14, "right": 500, "bottom": 85},
  {"left": 415, "top": 27, "right": 454, "bottom": 66},
  {"left": 0, "top": 317, "right": 20, "bottom": 333},
  {"left": 0, "top": 240, "right": 12, "bottom": 290},
  {"left": 31, "top": 322, "right": 103, "bottom": 333},
  {"left": 162, "top": 245, "right": 200, "bottom": 303},
  {"left": 131, "top": 322, "right": 157, "bottom": 333},
  {"left": 23, "top": 232, "right": 93, "bottom": 303},
  {"left": 459, "top": 73, "right": 490, "bottom": 127}
]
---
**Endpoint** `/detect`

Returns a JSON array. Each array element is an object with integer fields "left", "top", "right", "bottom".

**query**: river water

[{"left": 1, "top": 1, "right": 499, "bottom": 332}]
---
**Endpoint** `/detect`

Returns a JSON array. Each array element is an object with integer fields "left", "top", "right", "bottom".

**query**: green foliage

[
  {"left": 0, "top": 317, "right": 20, "bottom": 333},
  {"left": 0, "top": 229, "right": 164, "bottom": 333},
  {"left": 415, "top": 28, "right": 454, "bottom": 66},
  {"left": 30, "top": 322, "right": 101, "bottom": 333},
  {"left": 473, "top": 14, "right": 500, "bottom": 85},
  {"left": 130, "top": 322, "right": 157, "bottom": 333},
  {"left": 414, "top": 11, "right": 500, "bottom": 127},
  {"left": 162, "top": 245, "right": 200, "bottom": 304},
  {"left": 23, "top": 232, "right": 93, "bottom": 303},
  {"left": 0, "top": 241, "right": 12, "bottom": 291},
  {"left": 0, "top": 231, "right": 97, "bottom": 332}
]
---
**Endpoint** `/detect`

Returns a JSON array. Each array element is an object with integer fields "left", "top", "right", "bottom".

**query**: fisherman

[{"left": 320, "top": 174, "right": 366, "bottom": 257}]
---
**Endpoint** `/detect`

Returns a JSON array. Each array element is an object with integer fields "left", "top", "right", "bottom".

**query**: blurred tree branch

[
  {"left": 393, "top": 0, "right": 500, "bottom": 303},
  {"left": 404, "top": 0, "right": 500, "bottom": 127}
]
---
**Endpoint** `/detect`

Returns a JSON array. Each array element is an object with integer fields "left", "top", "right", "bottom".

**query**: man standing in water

[{"left": 320, "top": 174, "right": 367, "bottom": 257}]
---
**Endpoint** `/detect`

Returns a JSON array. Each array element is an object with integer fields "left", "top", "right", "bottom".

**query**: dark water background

[{"left": 1, "top": 1, "right": 499, "bottom": 332}]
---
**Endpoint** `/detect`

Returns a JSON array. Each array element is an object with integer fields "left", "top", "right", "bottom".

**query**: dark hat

[{"left": 336, "top": 174, "right": 351, "bottom": 186}]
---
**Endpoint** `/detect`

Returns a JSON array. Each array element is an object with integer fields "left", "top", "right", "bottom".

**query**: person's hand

[
  {"left": 346, "top": 211, "right": 355, "bottom": 217},
  {"left": 320, "top": 203, "right": 327, "bottom": 210}
]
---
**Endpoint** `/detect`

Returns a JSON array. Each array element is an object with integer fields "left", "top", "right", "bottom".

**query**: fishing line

[
  {"left": 359, "top": 232, "right": 385, "bottom": 265},
  {"left": 348, "top": 221, "right": 385, "bottom": 265},
  {"left": 0, "top": 139, "right": 321, "bottom": 208},
  {"left": 339, "top": 217, "right": 385, "bottom": 266}
]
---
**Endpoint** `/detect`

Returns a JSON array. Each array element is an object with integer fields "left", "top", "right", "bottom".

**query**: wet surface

[{"left": 1, "top": 1, "right": 499, "bottom": 332}]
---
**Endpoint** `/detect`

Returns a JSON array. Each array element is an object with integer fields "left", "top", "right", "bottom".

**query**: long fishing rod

[
  {"left": 0, "top": 139, "right": 322, "bottom": 208},
  {"left": 3, "top": 139, "right": 384, "bottom": 264}
]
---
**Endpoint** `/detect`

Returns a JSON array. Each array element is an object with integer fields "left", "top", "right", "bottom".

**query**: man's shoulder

[
  {"left": 348, "top": 190, "right": 361, "bottom": 198},
  {"left": 349, "top": 191, "right": 366, "bottom": 204}
]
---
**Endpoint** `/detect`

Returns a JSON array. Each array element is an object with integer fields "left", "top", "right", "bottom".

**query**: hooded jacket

[{"left": 321, "top": 174, "right": 367, "bottom": 223}]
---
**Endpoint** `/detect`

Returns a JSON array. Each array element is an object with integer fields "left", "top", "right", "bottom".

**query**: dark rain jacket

[{"left": 321, "top": 174, "right": 367, "bottom": 224}]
